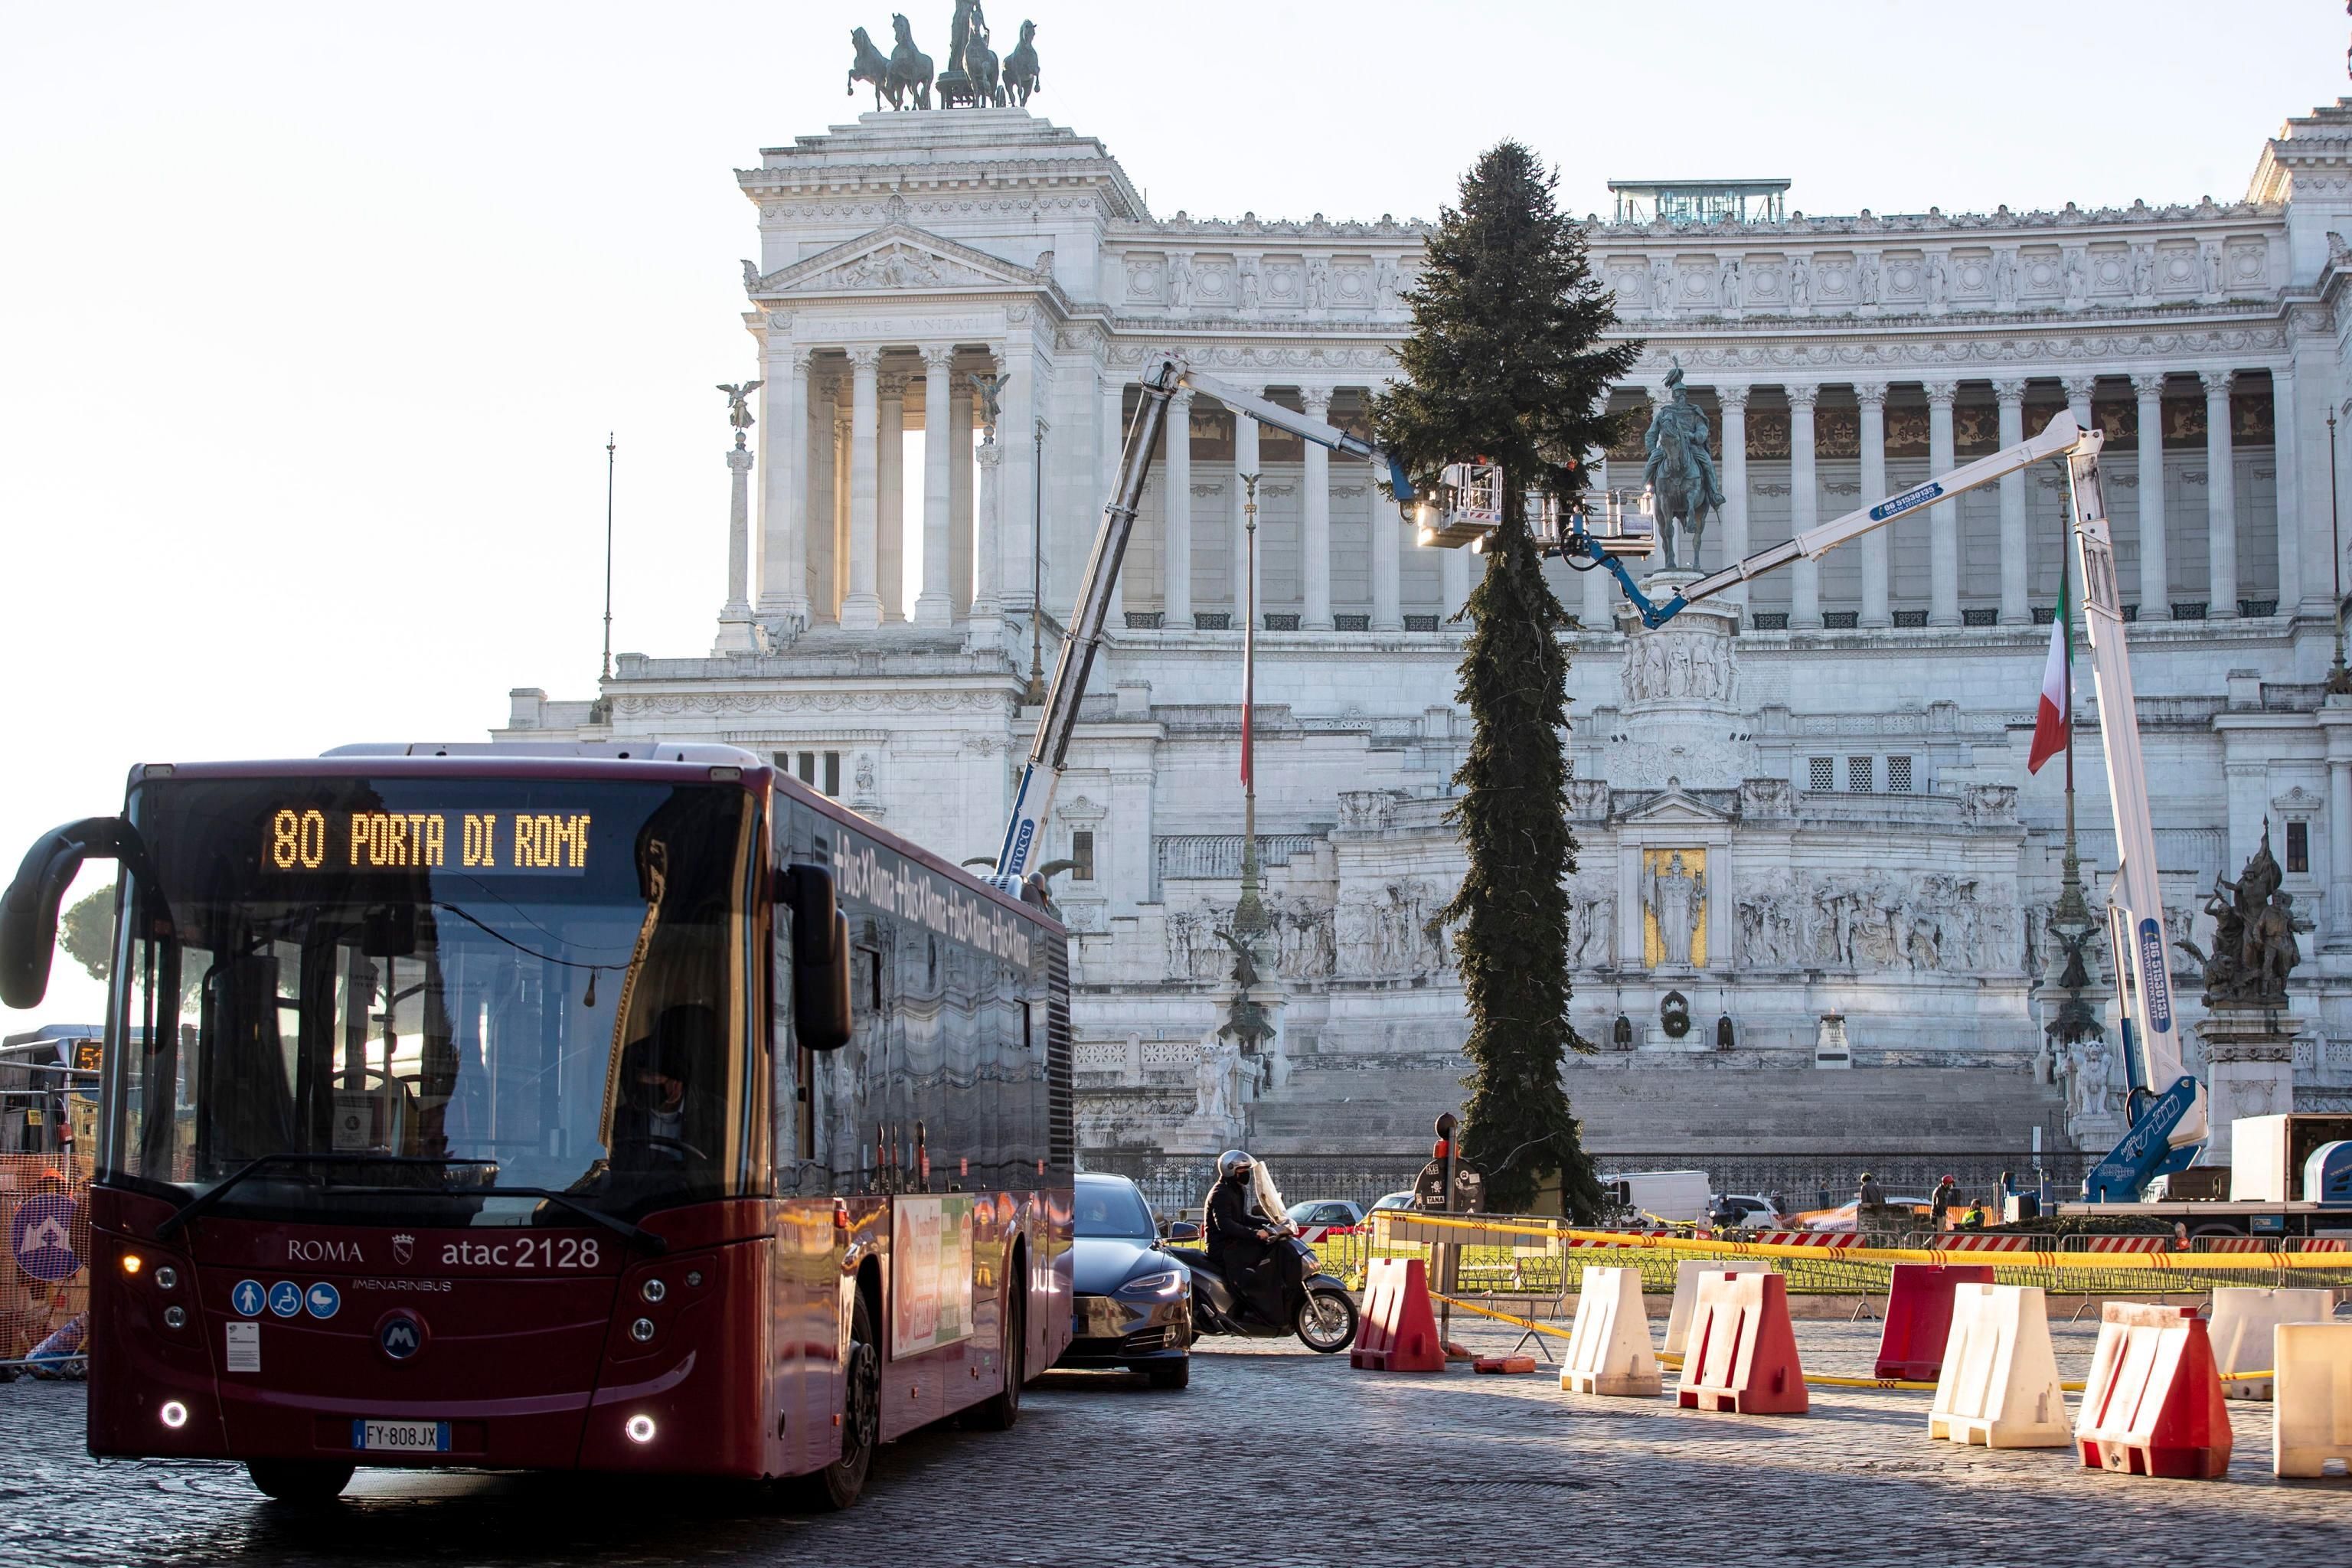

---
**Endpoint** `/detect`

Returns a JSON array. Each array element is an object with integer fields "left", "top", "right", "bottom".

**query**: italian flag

[{"left": 2027, "top": 552, "right": 2070, "bottom": 774}]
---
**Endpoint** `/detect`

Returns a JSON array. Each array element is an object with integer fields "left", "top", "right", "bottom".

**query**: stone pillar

[
  {"left": 840, "top": 348, "right": 883, "bottom": 629},
  {"left": 1300, "top": 387, "right": 1334, "bottom": 629},
  {"left": 2197, "top": 1008, "right": 2298, "bottom": 1167},
  {"left": 951, "top": 374, "right": 975, "bottom": 618},
  {"left": 1001, "top": 338, "right": 1037, "bottom": 616},
  {"left": 714, "top": 437, "right": 758, "bottom": 652},
  {"left": 1443, "top": 531, "right": 1472, "bottom": 621},
  {"left": 1099, "top": 373, "right": 1123, "bottom": 629},
  {"left": 1996, "top": 379, "right": 2029, "bottom": 625},
  {"left": 2326, "top": 698, "right": 2352, "bottom": 950},
  {"left": 1718, "top": 386, "right": 1749, "bottom": 613},
  {"left": 2204, "top": 369, "right": 2237, "bottom": 619},
  {"left": 1788, "top": 384, "right": 1821, "bottom": 628},
  {"left": 914, "top": 347, "right": 955, "bottom": 627},
  {"left": 1370, "top": 428, "right": 1403, "bottom": 632},
  {"left": 756, "top": 344, "right": 812, "bottom": 631},
  {"left": 1926, "top": 380, "right": 1960, "bottom": 627},
  {"left": 832, "top": 403, "right": 852, "bottom": 613},
  {"left": 1163, "top": 387, "right": 1194, "bottom": 627},
  {"left": 1230, "top": 403, "right": 1259, "bottom": 619},
  {"left": 2272, "top": 365, "right": 2302, "bottom": 614},
  {"left": 2132, "top": 374, "right": 2170, "bottom": 621},
  {"left": 971, "top": 437, "right": 1004, "bottom": 652},
  {"left": 2063, "top": 374, "right": 2093, "bottom": 433},
  {"left": 877, "top": 370, "right": 905, "bottom": 622},
  {"left": 1856, "top": 382, "right": 1890, "bottom": 627},
  {"left": 807, "top": 372, "right": 838, "bottom": 622}
]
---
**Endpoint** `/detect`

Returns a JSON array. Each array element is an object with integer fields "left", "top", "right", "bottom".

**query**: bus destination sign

[{"left": 266, "top": 808, "right": 593, "bottom": 877}]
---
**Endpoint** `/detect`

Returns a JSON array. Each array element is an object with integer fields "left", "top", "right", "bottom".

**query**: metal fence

[
  {"left": 1079, "top": 1148, "right": 2092, "bottom": 1223},
  {"left": 0, "top": 1153, "right": 92, "bottom": 1376}
]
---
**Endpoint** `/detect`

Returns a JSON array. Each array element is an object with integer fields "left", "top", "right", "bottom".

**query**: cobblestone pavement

[{"left": 2, "top": 1317, "right": 2344, "bottom": 1568}]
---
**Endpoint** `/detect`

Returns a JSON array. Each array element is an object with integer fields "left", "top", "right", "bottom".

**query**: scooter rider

[{"left": 1204, "top": 1149, "right": 1284, "bottom": 1321}]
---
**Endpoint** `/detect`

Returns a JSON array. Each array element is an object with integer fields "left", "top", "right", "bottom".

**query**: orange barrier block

[
  {"left": 2075, "top": 1302, "right": 2233, "bottom": 1479},
  {"left": 1675, "top": 1270, "right": 1808, "bottom": 1416},
  {"left": 1876, "top": 1263, "right": 1996, "bottom": 1380},
  {"left": 1473, "top": 1354, "right": 1537, "bottom": 1374},
  {"left": 1351, "top": 1257, "right": 1446, "bottom": 1374}
]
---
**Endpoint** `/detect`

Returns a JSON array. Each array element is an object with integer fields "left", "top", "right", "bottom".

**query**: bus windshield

[{"left": 106, "top": 774, "right": 756, "bottom": 1227}]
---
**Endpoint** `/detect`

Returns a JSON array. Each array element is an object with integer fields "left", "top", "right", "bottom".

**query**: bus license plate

[{"left": 352, "top": 1419, "right": 450, "bottom": 1453}]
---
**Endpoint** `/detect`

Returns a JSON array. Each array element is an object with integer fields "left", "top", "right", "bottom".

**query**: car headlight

[{"left": 1117, "top": 1269, "right": 1184, "bottom": 1298}]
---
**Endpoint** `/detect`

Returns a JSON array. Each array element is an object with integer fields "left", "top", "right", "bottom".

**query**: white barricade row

[
  {"left": 2206, "top": 1286, "right": 2334, "bottom": 1401},
  {"left": 1662, "top": 1256, "right": 1772, "bottom": 1358},
  {"left": 1926, "top": 1283, "right": 2072, "bottom": 1449},
  {"left": 1560, "top": 1266, "right": 1661, "bottom": 1398},
  {"left": 2272, "top": 1321, "right": 2352, "bottom": 1478}
]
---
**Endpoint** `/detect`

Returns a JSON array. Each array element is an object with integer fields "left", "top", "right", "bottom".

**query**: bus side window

[{"left": 769, "top": 894, "right": 815, "bottom": 1175}]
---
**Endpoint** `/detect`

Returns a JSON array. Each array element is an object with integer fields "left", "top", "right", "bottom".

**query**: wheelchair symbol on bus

[
  {"left": 232, "top": 1279, "right": 266, "bottom": 1317},
  {"left": 268, "top": 1281, "right": 304, "bottom": 1318}
]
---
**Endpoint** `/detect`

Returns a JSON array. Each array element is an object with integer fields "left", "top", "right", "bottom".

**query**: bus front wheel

[
  {"left": 247, "top": 1459, "right": 354, "bottom": 1504},
  {"left": 796, "top": 1292, "right": 879, "bottom": 1511}
]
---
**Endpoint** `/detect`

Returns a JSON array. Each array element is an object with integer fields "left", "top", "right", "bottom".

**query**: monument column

[
  {"left": 1231, "top": 400, "right": 1259, "bottom": 621},
  {"left": 1001, "top": 335, "right": 1038, "bottom": 616},
  {"left": 1856, "top": 382, "right": 1890, "bottom": 627},
  {"left": 914, "top": 346, "right": 955, "bottom": 626},
  {"left": 1717, "top": 385, "right": 1750, "bottom": 613},
  {"left": 951, "top": 369, "right": 975, "bottom": 618},
  {"left": 969, "top": 350, "right": 1004, "bottom": 627},
  {"left": 840, "top": 348, "right": 884, "bottom": 629},
  {"left": 756, "top": 342, "right": 812, "bottom": 630},
  {"left": 2132, "top": 373, "right": 2171, "bottom": 621},
  {"left": 2203, "top": 369, "right": 2238, "bottom": 619},
  {"left": 1301, "top": 387, "right": 1334, "bottom": 629},
  {"left": 2326, "top": 701, "right": 2352, "bottom": 949},
  {"left": 715, "top": 429, "right": 757, "bottom": 652},
  {"left": 877, "top": 368, "right": 906, "bottom": 622},
  {"left": 1163, "top": 387, "right": 1194, "bottom": 628},
  {"left": 1788, "top": 384, "right": 1821, "bottom": 628},
  {"left": 1099, "top": 371, "right": 1124, "bottom": 629},
  {"left": 1995, "top": 379, "right": 2030, "bottom": 624},
  {"left": 807, "top": 369, "right": 838, "bottom": 622},
  {"left": 2272, "top": 365, "right": 2304, "bottom": 612},
  {"left": 1926, "top": 380, "right": 1960, "bottom": 626},
  {"left": 1370, "top": 409, "right": 1403, "bottom": 632}
]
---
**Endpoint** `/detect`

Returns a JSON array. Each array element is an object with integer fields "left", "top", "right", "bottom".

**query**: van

[{"left": 1599, "top": 1168, "right": 1711, "bottom": 1226}]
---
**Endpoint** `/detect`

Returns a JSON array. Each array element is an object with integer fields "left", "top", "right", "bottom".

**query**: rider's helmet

[{"left": 1217, "top": 1149, "right": 1253, "bottom": 1181}]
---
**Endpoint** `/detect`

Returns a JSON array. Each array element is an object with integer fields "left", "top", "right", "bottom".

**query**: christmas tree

[{"left": 1373, "top": 142, "right": 1637, "bottom": 1218}]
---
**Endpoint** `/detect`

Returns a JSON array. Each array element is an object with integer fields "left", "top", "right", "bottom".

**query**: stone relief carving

[
  {"left": 1737, "top": 778, "right": 1794, "bottom": 820},
  {"left": 1567, "top": 880, "right": 1618, "bottom": 969},
  {"left": 1565, "top": 779, "right": 1612, "bottom": 821},
  {"left": 1624, "top": 628, "right": 1733, "bottom": 704},
  {"left": 1335, "top": 789, "right": 1397, "bottom": 832},
  {"left": 1165, "top": 899, "right": 1338, "bottom": 982},
  {"left": 1335, "top": 879, "right": 1452, "bottom": 978},
  {"left": 1743, "top": 871, "right": 2023, "bottom": 974},
  {"left": 1645, "top": 851, "right": 1707, "bottom": 968},
  {"left": 811, "top": 243, "right": 985, "bottom": 291}
]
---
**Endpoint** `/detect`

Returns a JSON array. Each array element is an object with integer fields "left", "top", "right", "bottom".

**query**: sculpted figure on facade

[
  {"left": 1237, "top": 257, "right": 1260, "bottom": 309},
  {"left": 1856, "top": 253, "right": 1880, "bottom": 305},
  {"left": 1645, "top": 852, "right": 1706, "bottom": 968},
  {"left": 1718, "top": 256, "right": 1742, "bottom": 311},
  {"left": 1991, "top": 248, "right": 2017, "bottom": 306},
  {"left": 1650, "top": 256, "right": 1674, "bottom": 315},
  {"left": 2181, "top": 827, "right": 2302, "bottom": 1005},
  {"left": 1788, "top": 255, "right": 1811, "bottom": 309},
  {"left": 1925, "top": 253, "right": 1948, "bottom": 309},
  {"left": 2063, "top": 250, "right": 2088, "bottom": 305},
  {"left": 1374, "top": 256, "right": 1401, "bottom": 309},
  {"left": 2132, "top": 244, "right": 2155, "bottom": 298},
  {"left": 1568, "top": 880, "right": 1616, "bottom": 969}
]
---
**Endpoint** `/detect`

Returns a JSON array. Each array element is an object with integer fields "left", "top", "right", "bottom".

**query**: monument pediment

[
  {"left": 747, "top": 223, "right": 1055, "bottom": 300},
  {"left": 1619, "top": 783, "right": 1733, "bottom": 827}
]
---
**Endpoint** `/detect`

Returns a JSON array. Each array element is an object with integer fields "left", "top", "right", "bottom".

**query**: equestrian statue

[{"left": 1642, "top": 367, "right": 1726, "bottom": 573}]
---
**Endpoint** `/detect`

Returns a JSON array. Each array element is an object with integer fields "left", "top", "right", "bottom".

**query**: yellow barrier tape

[
  {"left": 1429, "top": 1294, "right": 2092, "bottom": 1393},
  {"left": 1398, "top": 1212, "right": 2350, "bottom": 1272}
]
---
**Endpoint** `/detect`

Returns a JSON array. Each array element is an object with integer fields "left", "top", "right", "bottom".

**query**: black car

[{"left": 1057, "top": 1172, "right": 1193, "bottom": 1389}]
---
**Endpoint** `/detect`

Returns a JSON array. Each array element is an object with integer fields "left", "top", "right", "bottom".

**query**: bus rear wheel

[
  {"left": 797, "top": 1292, "right": 880, "bottom": 1512},
  {"left": 966, "top": 1278, "right": 1023, "bottom": 1431},
  {"left": 247, "top": 1459, "right": 354, "bottom": 1504}
]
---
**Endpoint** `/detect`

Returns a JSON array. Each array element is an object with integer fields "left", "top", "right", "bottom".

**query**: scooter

[{"left": 1166, "top": 1227, "right": 1358, "bottom": 1353}]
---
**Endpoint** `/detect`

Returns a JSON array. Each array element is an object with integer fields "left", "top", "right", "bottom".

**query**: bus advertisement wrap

[{"left": 891, "top": 1195, "right": 976, "bottom": 1358}]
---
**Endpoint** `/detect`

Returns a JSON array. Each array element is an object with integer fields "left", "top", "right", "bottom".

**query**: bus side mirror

[
  {"left": 2, "top": 818, "right": 133, "bottom": 1011},
  {"left": 779, "top": 864, "right": 852, "bottom": 1052}
]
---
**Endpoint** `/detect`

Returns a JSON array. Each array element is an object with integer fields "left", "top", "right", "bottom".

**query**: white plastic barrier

[
  {"left": 1927, "top": 1283, "right": 2072, "bottom": 1449},
  {"left": 2273, "top": 1321, "right": 2352, "bottom": 1478},
  {"left": 1662, "top": 1256, "right": 1772, "bottom": 1357},
  {"left": 2207, "top": 1286, "right": 2334, "bottom": 1400},
  {"left": 1561, "top": 1266, "right": 1661, "bottom": 1397}
]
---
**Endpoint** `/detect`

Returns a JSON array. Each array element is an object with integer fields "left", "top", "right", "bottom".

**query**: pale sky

[{"left": 2, "top": 1, "right": 2344, "bottom": 1026}]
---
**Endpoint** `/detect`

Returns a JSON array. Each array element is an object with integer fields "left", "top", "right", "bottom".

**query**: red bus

[{"left": 0, "top": 741, "right": 1073, "bottom": 1504}]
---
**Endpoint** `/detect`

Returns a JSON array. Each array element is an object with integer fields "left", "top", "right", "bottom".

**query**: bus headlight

[
  {"left": 159, "top": 1401, "right": 189, "bottom": 1429},
  {"left": 163, "top": 1306, "right": 187, "bottom": 1329},
  {"left": 624, "top": 1414, "right": 656, "bottom": 1444},
  {"left": 121, "top": 1254, "right": 143, "bottom": 1276},
  {"left": 629, "top": 1318, "right": 656, "bottom": 1342},
  {"left": 153, "top": 1266, "right": 178, "bottom": 1291}
]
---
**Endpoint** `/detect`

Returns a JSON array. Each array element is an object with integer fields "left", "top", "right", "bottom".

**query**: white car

[
  {"left": 1285, "top": 1199, "right": 1367, "bottom": 1239},
  {"left": 1708, "top": 1194, "right": 1785, "bottom": 1230}
]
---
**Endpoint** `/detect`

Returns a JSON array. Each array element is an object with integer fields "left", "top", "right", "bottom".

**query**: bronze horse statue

[
  {"left": 847, "top": 26, "right": 897, "bottom": 110},
  {"left": 964, "top": 22, "right": 1004, "bottom": 106},
  {"left": 1003, "top": 20, "right": 1040, "bottom": 106},
  {"left": 1642, "top": 368, "right": 1725, "bottom": 571},
  {"left": 887, "top": 15, "right": 933, "bottom": 110}
]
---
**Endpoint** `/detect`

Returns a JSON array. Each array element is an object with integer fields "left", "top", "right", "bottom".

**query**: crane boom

[
  {"left": 988, "top": 358, "right": 1413, "bottom": 894},
  {"left": 1521, "top": 407, "right": 2204, "bottom": 1191}
]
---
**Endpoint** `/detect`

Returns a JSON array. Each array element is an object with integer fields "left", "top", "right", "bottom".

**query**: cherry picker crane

[{"left": 1423, "top": 413, "right": 2207, "bottom": 1197}]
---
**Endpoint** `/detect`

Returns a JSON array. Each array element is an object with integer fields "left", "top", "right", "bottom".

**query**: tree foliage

[
  {"left": 1371, "top": 142, "right": 1637, "bottom": 1219},
  {"left": 60, "top": 887, "right": 114, "bottom": 983}
]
